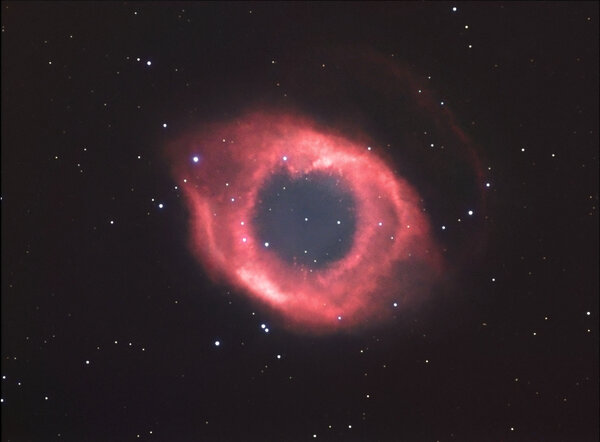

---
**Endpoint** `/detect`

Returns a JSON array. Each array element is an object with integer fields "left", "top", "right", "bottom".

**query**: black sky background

[{"left": 1, "top": 2, "right": 598, "bottom": 441}]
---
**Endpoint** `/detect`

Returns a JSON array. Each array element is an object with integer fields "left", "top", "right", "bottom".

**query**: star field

[{"left": 1, "top": 2, "right": 598, "bottom": 441}]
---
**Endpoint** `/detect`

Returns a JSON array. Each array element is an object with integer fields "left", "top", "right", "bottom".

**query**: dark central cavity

[{"left": 253, "top": 171, "right": 357, "bottom": 269}]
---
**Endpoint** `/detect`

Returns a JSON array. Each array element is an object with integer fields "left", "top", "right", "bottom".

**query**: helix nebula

[{"left": 167, "top": 51, "right": 486, "bottom": 334}]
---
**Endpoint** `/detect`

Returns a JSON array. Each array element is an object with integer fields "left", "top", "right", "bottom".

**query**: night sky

[{"left": 2, "top": 2, "right": 599, "bottom": 441}]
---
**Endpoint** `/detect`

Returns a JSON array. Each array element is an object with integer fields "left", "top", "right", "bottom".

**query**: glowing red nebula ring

[{"left": 169, "top": 112, "right": 442, "bottom": 333}]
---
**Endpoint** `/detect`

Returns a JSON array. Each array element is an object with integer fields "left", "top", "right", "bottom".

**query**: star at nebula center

[
  {"left": 167, "top": 112, "right": 443, "bottom": 333},
  {"left": 253, "top": 170, "right": 357, "bottom": 269}
]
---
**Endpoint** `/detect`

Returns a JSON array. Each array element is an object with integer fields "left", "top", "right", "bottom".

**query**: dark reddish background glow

[{"left": 167, "top": 112, "right": 444, "bottom": 333}]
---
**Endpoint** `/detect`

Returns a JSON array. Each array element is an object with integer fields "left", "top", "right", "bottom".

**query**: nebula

[
  {"left": 168, "top": 112, "right": 446, "bottom": 332},
  {"left": 166, "top": 51, "right": 486, "bottom": 333}
]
